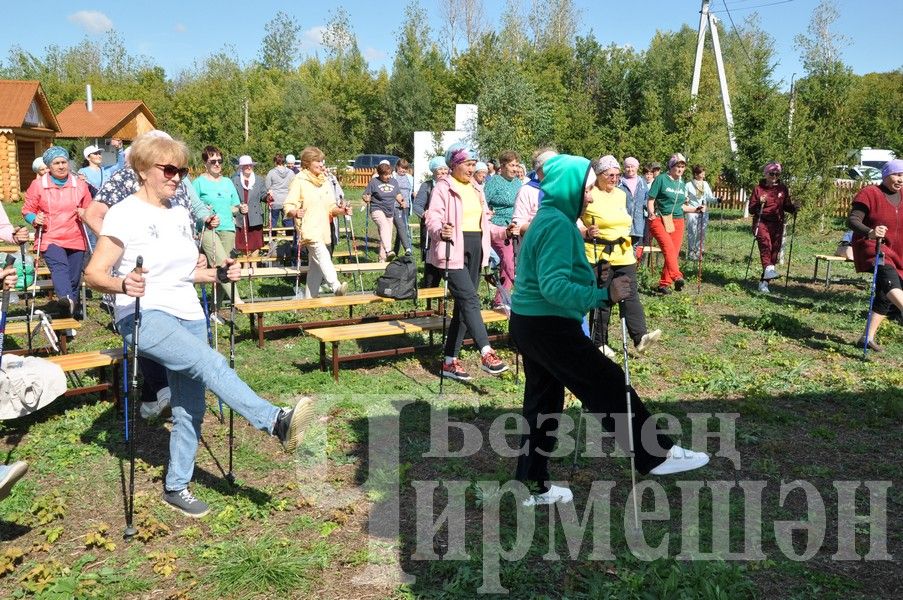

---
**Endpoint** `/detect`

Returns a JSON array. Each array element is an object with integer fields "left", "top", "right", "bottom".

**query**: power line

[
  {"left": 711, "top": 0, "right": 796, "bottom": 13},
  {"left": 719, "top": 0, "right": 754, "bottom": 67}
]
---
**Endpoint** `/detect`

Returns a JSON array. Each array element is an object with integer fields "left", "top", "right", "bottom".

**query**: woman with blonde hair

[
  {"left": 85, "top": 132, "right": 314, "bottom": 518},
  {"left": 284, "top": 146, "right": 350, "bottom": 298}
]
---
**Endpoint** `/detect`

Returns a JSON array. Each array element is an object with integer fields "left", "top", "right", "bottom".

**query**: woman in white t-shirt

[{"left": 84, "top": 133, "right": 315, "bottom": 519}]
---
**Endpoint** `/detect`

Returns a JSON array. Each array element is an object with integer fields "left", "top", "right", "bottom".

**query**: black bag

[{"left": 375, "top": 255, "right": 417, "bottom": 300}]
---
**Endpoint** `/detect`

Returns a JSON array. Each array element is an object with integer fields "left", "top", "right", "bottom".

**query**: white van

[{"left": 849, "top": 148, "right": 896, "bottom": 170}]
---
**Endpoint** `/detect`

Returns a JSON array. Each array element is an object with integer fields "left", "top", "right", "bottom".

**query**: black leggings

[
  {"left": 510, "top": 312, "right": 672, "bottom": 489},
  {"left": 591, "top": 263, "right": 648, "bottom": 347},
  {"left": 443, "top": 232, "right": 490, "bottom": 357}
]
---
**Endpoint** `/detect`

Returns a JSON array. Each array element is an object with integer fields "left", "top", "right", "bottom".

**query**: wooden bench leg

[
  {"left": 256, "top": 314, "right": 265, "bottom": 348},
  {"left": 59, "top": 333, "right": 67, "bottom": 354},
  {"left": 825, "top": 261, "right": 832, "bottom": 288},
  {"left": 331, "top": 342, "right": 340, "bottom": 382},
  {"left": 319, "top": 341, "right": 327, "bottom": 371}
]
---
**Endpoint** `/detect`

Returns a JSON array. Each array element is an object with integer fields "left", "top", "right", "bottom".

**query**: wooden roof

[
  {"left": 0, "top": 80, "right": 60, "bottom": 131},
  {"left": 56, "top": 100, "right": 157, "bottom": 138}
]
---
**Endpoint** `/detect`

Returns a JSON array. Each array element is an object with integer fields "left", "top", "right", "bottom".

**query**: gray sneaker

[
  {"left": 162, "top": 487, "right": 210, "bottom": 518},
  {"left": 273, "top": 396, "right": 317, "bottom": 452}
]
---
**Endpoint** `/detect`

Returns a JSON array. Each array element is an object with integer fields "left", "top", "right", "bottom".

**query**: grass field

[{"left": 0, "top": 197, "right": 900, "bottom": 599}]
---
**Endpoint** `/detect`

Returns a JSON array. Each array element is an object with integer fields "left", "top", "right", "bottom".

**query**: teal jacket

[{"left": 511, "top": 154, "right": 610, "bottom": 322}]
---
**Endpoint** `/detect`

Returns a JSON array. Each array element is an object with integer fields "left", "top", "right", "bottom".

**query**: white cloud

[
  {"left": 67, "top": 10, "right": 113, "bottom": 34},
  {"left": 174, "top": 23, "right": 187, "bottom": 33},
  {"left": 363, "top": 47, "right": 386, "bottom": 62},
  {"left": 302, "top": 26, "right": 326, "bottom": 48}
]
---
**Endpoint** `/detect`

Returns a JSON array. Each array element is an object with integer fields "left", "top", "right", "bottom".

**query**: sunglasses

[
  {"left": 767, "top": 171, "right": 781, "bottom": 176},
  {"left": 155, "top": 164, "right": 189, "bottom": 180},
  {"left": 207, "top": 158, "right": 223, "bottom": 165}
]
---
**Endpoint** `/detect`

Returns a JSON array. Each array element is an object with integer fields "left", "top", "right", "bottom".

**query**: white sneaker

[
  {"left": 523, "top": 484, "right": 574, "bottom": 507},
  {"left": 141, "top": 387, "right": 172, "bottom": 420},
  {"left": 649, "top": 445, "right": 710, "bottom": 476},
  {"left": 599, "top": 344, "right": 617, "bottom": 359},
  {"left": 635, "top": 329, "right": 662, "bottom": 353},
  {"left": 210, "top": 313, "right": 225, "bottom": 326},
  {"left": 763, "top": 265, "right": 779, "bottom": 280},
  {"left": 758, "top": 281, "right": 770, "bottom": 294},
  {"left": 334, "top": 282, "right": 348, "bottom": 296}
]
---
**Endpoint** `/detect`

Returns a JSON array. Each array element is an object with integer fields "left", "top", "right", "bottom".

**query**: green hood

[{"left": 540, "top": 155, "right": 592, "bottom": 221}]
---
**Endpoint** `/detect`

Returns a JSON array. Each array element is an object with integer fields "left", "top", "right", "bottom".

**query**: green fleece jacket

[{"left": 511, "top": 154, "right": 610, "bottom": 321}]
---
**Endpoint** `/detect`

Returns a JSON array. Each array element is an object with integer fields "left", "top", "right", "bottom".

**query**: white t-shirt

[{"left": 101, "top": 194, "right": 204, "bottom": 324}]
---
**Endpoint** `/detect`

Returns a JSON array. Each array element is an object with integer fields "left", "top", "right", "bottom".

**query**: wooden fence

[
  {"left": 713, "top": 179, "right": 867, "bottom": 218},
  {"left": 337, "top": 168, "right": 376, "bottom": 188}
]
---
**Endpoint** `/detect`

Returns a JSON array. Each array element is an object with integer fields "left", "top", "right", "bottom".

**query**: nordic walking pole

[
  {"left": 696, "top": 206, "right": 706, "bottom": 294},
  {"left": 744, "top": 208, "right": 762, "bottom": 280},
  {"left": 19, "top": 242, "right": 33, "bottom": 352},
  {"left": 345, "top": 213, "right": 364, "bottom": 292},
  {"left": 241, "top": 208, "right": 255, "bottom": 303},
  {"left": 438, "top": 226, "right": 452, "bottom": 395},
  {"left": 863, "top": 237, "right": 884, "bottom": 360},
  {"left": 783, "top": 211, "right": 797, "bottom": 291},
  {"left": 226, "top": 249, "right": 238, "bottom": 485},
  {"left": 124, "top": 256, "right": 143, "bottom": 540},
  {"left": 0, "top": 255, "right": 19, "bottom": 364},
  {"left": 294, "top": 231, "right": 303, "bottom": 299},
  {"left": 30, "top": 226, "right": 43, "bottom": 319},
  {"left": 616, "top": 276, "right": 640, "bottom": 530}
]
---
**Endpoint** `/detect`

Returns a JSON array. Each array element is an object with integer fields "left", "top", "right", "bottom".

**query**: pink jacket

[
  {"left": 425, "top": 176, "right": 492, "bottom": 270},
  {"left": 512, "top": 183, "right": 540, "bottom": 227},
  {"left": 23, "top": 174, "right": 92, "bottom": 252}
]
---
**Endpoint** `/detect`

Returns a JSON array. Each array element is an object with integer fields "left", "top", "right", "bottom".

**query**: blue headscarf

[
  {"left": 445, "top": 143, "right": 477, "bottom": 168},
  {"left": 428, "top": 156, "right": 447, "bottom": 173},
  {"left": 42, "top": 146, "right": 69, "bottom": 167}
]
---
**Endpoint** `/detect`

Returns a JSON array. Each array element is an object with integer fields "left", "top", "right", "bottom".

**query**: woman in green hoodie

[{"left": 510, "top": 154, "right": 709, "bottom": 507}]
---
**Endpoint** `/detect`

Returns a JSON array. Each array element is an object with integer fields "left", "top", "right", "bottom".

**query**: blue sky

[{"left": 3, "top": 1, "right": 900, "bottom": 90}]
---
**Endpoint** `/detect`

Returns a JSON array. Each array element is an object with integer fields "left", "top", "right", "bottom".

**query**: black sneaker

[
  {"left": 657, "top": 286, "right": 672, "bottom": 295},
  {"left": 273, "top": 396, "right": 317, "bottom": 452},
  {"left": 674, "top": 278, "right": 686, "bottom": 291},
  {"left": 163, "top": 487, "right": 210, "bottom": 518}
]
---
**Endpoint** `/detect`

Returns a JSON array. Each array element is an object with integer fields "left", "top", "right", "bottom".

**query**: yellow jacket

[
  {"left": 284, "top": 170, "right": 336, "bottom": 246},
  {"left": 580, "top": 186, "right": 635, "bottom": 266}
]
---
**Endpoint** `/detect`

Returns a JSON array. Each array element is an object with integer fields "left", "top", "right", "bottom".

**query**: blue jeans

[
  {"left": 43, "top": 244, "right": 84, "bottom": 301},
  {"left": 118, "top": 310, "right": 282, "bottom": 491}
]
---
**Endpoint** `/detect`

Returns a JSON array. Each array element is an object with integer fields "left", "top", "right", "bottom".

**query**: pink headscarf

[{"left": 763, "top": 162, "right": 782, "bottom": 176}]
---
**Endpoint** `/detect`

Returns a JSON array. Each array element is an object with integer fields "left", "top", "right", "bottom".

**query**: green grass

[{"left": 0, "top": 205, "right": 899, "bottom": 598}]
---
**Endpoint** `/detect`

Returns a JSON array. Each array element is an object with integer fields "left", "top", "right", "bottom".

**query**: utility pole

[
  {"left": 691, "top": 0, "right": 737, "bottom": 154},
  {"left": 690, "top": 0, "right": 744, "bottom": 212}
]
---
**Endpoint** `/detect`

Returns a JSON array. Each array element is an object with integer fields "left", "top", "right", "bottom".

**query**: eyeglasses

[
  {"left": 767, "top": 171, "right": 780, "bottom": 176},
  {"left": 207, "top": 158, "right": 223, "bottom": 165},
  {"left": 603, "top": 172, "right": 620, "bottom": 178},
  {"left": 155, "top": 164, "right": 189, "bottom": 180}
]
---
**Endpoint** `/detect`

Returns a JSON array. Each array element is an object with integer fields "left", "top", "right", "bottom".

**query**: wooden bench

[
  {"left": 308, "top": 309, "right": 509, "bottom": 381},
  {"left": 813, "top": 254, "right": 854, "bottom": 288},
  {"left": 47, "top": 348, "right": 124, "bottom": 404},
  {"left": 237, "top": 287, "right": 446, "bottom": 348},
  {"left": 4, "top": 317, "right": 81, "bottom": 354}
]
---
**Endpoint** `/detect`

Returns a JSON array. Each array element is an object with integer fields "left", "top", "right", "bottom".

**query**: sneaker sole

[
  {"left": 523, "top": 492, "right": 574, "bottom": 507},
  {"left": 481, "top": 364, "right": 509, "bottom": 375},
  {"left": 441, "top": 370, "right": 472, "bottom": 382},
  {"left": 636, "top": 330, "right": 662, "bottom": 353},
  {"left": 0, "top": 461, "right": 29, "bottom": 501},
  {"left": 162, "top": 496, "right": 211, "bottom": 518},
  {"left": 283, "top": 396, "right": 317, "bottom": 453}
]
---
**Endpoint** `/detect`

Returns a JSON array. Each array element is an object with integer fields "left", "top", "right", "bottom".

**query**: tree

[{"left": 259, "top": 11, "right": 302, "bottom": 71}]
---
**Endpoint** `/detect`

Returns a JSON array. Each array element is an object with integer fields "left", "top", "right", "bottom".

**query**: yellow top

[
  {"left": 453, "top": 177, "right": 483, "bottom": 232},
  {"left": 581, "top": 186, "right": 635, "bottom": 266}
]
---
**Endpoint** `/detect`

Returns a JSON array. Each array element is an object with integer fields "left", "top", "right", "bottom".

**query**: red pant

[
  {"left": 648, "top": 217, "right": 685, "bottom": 288},
  {"left": 755, "top": 219, "right": 783, "bottom": 270}
]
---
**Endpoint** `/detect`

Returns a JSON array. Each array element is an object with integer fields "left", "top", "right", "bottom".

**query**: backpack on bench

[{"left": 375, "top": 255, "right": 418, "bottom": 301}]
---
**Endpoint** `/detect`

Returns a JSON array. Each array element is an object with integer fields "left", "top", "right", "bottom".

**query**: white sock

[
  {"left": 480, "top": 346, "right": 492, "bottom": 356},
  {"left": 444, "top": 356, "right": 456, "bottom": 365}
]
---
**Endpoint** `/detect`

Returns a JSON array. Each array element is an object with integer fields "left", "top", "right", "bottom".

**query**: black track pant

[{"left": 510, "top": 312, "right": 672, "bottom": 490}]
